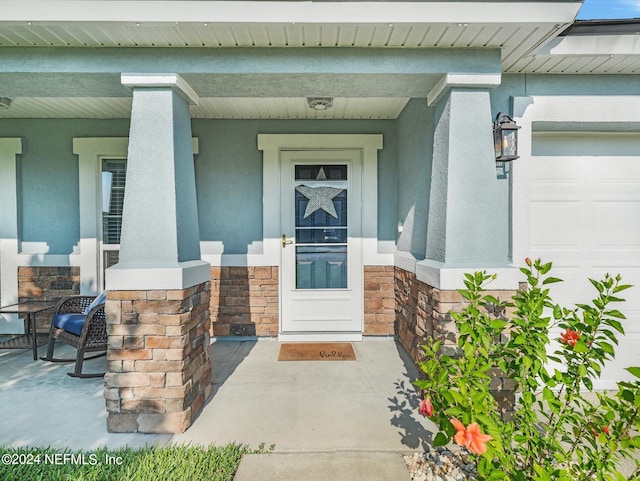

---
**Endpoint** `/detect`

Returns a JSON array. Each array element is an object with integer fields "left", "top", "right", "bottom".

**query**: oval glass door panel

[{"left": 294, "top": 165, "right": 348, "bottom": 289}]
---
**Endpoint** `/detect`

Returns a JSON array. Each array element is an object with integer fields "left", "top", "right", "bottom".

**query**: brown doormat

[{"left": 278, "top": 342, "right": 356, "bottom": 361}]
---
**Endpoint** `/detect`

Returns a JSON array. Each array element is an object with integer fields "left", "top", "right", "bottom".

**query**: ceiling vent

[{"left": 307, "top": 97, "right": 333, "bottom": 111}]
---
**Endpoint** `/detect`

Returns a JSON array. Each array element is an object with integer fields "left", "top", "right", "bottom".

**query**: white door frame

[
  {"left": 257, "top": 134, "right": 385, "bottom": 341},
  {"left": 280, "top": 150, "right": 362, "bottom": 339}
]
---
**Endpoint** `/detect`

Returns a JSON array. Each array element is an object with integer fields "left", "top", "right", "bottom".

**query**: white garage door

[{"left": 522, "top": 133, "right": 640, "bottom": 390}]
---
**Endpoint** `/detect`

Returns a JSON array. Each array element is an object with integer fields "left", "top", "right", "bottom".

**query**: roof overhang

[
  {"left": 509, "top": 18, "right": 640, "bottom": 74},
  {"left": 0, "top": 1, "right": 585, "bottom": 119},
  {"left": 0, "top": 1, "right": 583, "bottom": 25}
]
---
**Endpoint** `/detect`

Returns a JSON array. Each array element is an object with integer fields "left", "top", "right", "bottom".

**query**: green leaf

[
  {"left": 605, "top": 310, "right": 627, "bottom": 320},
  {"left": 489, "top": 319, "right": 508, "bottom": 330},
  {"left": 542, "top": 387, "right": 555, "bottom": 402},
  {"left": 489, "top": 470, "right": 507, "bottom": 480},
  {"left": 573, "top": 340, "right": 590, "bottom": 353},
  {"left": 459, "top": 289, "right": 474, "bottom": 301},
  {"left": 604, "top": 318, "right": 625, "bottom": 333},
  {"left": 624, "top": 367, "right": 640, "bottom": 379},
  {"left": 620, "top": 389, "right": 634, "bottom": 402},
  {"left": 553, "top": 304, "right": 563, "bottom": 319},
  {"left": 484, "top": 295, "right": 499, "bottom": 304},
  {"left": 539, "top": 262, "right": 553, "bottom": 275},
  {"left": 598, "top": 341, "right": 615, "bottom": 356},
  {"left": 589, "top": 278, "right": 604, "bottom": 293},
  {"left": 432, "top": 432, "right": 449, "bottom": 447},
  {"left": 613, "top": 284, "right": 632, "bottom": 293},
  {"left": 542, "top": 277, "right": 563, "bottom": 285}
]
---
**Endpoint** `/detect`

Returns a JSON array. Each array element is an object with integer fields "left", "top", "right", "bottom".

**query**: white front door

[{"left": 280, "top": 150, "right": 363, "bottom": 338}]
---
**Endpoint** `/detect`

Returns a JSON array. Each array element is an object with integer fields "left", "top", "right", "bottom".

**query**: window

[{"left": 101, "top": 158, "right": 127, "bottom": 245}]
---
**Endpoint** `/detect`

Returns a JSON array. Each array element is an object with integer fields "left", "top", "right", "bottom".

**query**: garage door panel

[
  {"left": 592, "top": 157, "right": 640, "bottom": 181},
  {"left": 525, "top": 134, "right": 640, "bottom": 387},
  {"left": 599, "top": 335, "right": 640, "bottom": 389},
  {"left": 530, "top": 202, "right": 582, "bottom": 249},
  {"left": 591, "top": 266, "right": 640, "bottom": 311},
  {"left": 529, "top": 157, "right": 582, "bottom": 183},
  {"left": 594, "top": 201, "right": 640, "bottom": 248}
]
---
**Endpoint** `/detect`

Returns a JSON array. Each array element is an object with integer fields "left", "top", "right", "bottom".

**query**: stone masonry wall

[
  {"left": 18, "top": 266, "right": 80, "bottom": 330},
  {"left": 104, "top": 281, "right": 212, "bottom": 434},
  {"left": 209, "top": 266, "right": 279, "bottom": 337},
  {"left": 394, "top": 266, "right": 518, "bottom": 421},
  {"left": 364, "top": 266, "right": 395, "bottom": 336}
]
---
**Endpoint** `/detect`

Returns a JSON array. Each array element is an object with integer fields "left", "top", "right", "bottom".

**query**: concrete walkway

[
  {"left": 0, "top": 338, "right": 435, "bottom": 480},
  {"left": 173, "top": 339, "right": 434, "bottom": 453}
]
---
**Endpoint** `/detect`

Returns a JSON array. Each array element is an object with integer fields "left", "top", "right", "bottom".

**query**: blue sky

[{"left": 578, "top": 0, "right": 640, "bottom": 19}]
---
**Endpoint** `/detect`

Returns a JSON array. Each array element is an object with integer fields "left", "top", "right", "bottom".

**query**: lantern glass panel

[
  {"left": 494, "top": 130, "right": 502, "bottom": 159},
  {"left": 503, "top": 130, "right": 518, "bottom": 158}
]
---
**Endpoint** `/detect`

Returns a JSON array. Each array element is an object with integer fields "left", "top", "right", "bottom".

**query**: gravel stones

[{"left": 404, "top": 447, "right": 478, "bottom": 481}]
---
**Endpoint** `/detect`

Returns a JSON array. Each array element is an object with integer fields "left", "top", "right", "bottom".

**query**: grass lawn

[{"left": 0, "top": 444, "right": 250, "bottom": 481}]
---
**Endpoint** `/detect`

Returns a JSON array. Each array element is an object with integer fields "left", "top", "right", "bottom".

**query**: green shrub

[{"left": 415, "top": 259, "right": 640, "bottom": 480}]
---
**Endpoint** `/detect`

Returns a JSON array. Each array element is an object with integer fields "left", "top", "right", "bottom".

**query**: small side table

[{"left": 0, "top": 301, "right": 57, "bottom": 360}]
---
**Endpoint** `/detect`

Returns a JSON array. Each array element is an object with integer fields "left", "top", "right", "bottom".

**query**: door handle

[{"left": 282, "top": 234, "right": 293, "bottom": 248}]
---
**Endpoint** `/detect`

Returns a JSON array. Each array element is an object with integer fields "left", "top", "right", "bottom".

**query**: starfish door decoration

[{"left": 296, "top": 185, "right": 344, "bottom": 218}]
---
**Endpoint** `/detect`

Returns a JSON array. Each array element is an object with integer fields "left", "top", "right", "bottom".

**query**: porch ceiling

[
  {"left": 0, "top": 96, "right": 411, "bottom": 119},
  {"left": 0, "top": 1, "right": 600, "bottom": 119}
]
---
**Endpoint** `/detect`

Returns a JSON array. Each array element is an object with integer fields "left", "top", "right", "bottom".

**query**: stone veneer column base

[
  {"left": 394, "top": 266, "right": 519, "bottom": 421},
  {"left": 104, "top": 281, "right": 211, "bottom": 434},
  {"left": 364, "top": 266, "right": 395, "bottom": 335},
  {"left": 209, "top": 267, "right": 279, "bottom": 337},
  {"left": 18, "top": 266, "right": 81, "bottom": 330}
]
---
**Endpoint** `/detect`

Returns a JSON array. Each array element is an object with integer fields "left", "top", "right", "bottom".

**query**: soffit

[
  {"left": 0, "top": 2, "right": 580, "bottom": 68},
  {"left": 5, "top": 1, "right": 621, "bottom": 118},
  {"left": 508, "top": 33, "right": 640, "bottom": 73},
  {"left": 0, "top": 97, "right": 410, "bottom": 119}
]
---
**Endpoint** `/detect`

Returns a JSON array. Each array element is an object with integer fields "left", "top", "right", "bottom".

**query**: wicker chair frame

[{"left": 41, "top": 295, "right": 107, "bottom": 378}]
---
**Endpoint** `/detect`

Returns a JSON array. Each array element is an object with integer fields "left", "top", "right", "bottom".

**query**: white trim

[
  {"left": 394, "top": 250, "right": 418, "bottom": 274},
  {"left": 0, "top": 138, "right": 23, "bottom": 331},
  {"left": 74, "top": 137, "right": 129, "bottom": 294},
  {"left": 258, "top": 134, "right": 383, "bottom": 152},
  {"left": 257, "top": 133, "right": 387, "bottom": 266},
  {"left": 427, "top": 73, "right": 502, "bottom": 106},
  {"left": 278, "top": 332, "right": 363, "bottom": 343},
  {"left": 394, "top": 252, "right": 520, "bottom": 290},
  {"left": 121, "top": 74, "right": 200, "bottom": 106},
  {"left": 540, "top": 35, "right": 640, "bottom": 57},
  {"left": 0, "top": 2, "right": 581, "bottom": 25},
  {"left": 513, "top": 95, "right": 640, "bottom": 125},
  {"left": 415, "top": 259, "right": 521, "bottom": 291},
  {"left": 105, "top": 260, "right": 211, "bottom": 290}
]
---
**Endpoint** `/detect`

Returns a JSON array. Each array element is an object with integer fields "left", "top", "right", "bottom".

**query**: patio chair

[{"left": 41, "top": 292, "right": 108, "bottom": 378}]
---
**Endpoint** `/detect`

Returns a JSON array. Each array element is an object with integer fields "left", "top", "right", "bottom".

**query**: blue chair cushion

[
  {"left": 83, "top": 291, "right": 107, "bottom": 315},
  {"left": 52, "top": 313, "right": 87, "bottom": 336}
]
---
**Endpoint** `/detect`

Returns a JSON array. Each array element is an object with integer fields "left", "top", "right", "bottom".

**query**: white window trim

[
  {"left": 73, "top": 137, "right": 129, "bottom": 294},
  {"left": 0, "top": 138, "right": 23, "bottom": 325},
  {"left": 256, "top": 133, "right": 389, "bottom": 267},
  {"left": 73, "top": 137, "right": 199, "bottom": 293}
]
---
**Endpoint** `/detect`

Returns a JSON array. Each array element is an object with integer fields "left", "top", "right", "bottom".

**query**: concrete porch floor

[{"left": 0, "top": 338, "right": 435, "bottom": 453}]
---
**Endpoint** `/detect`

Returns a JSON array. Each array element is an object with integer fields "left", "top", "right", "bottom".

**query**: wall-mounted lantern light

[{"left": 493, "top": 112, "right": 520, "bottom": 162}]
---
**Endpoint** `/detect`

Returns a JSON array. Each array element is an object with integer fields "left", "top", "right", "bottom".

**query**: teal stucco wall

[
  {"left": 0, "top": 117, "right": 398, "bottom": 256},
  {"left": 396, "top": 98, "right": 433, "bottom": 260},
  {"left": 0, "top": 119, "right": 130, "bottom": 255}
]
